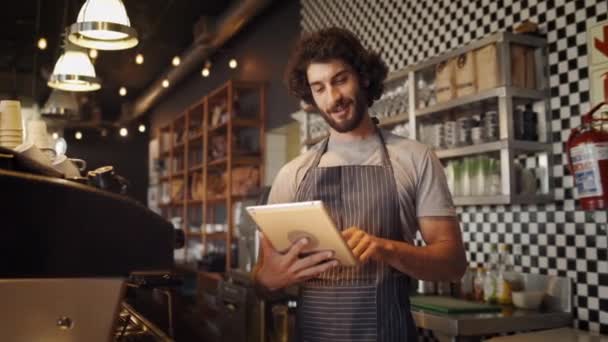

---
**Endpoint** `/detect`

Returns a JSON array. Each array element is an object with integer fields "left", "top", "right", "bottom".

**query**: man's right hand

[{"left": 255, "top": 235, "right": 339, "bottom": 291}]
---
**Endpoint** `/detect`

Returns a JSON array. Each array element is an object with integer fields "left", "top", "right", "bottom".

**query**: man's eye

[
  {"left": 335, "top": 77, "right": 347, "bottom": 84},
  {"left": 312, "top": 87, "right": 324, "bottom": 93}
]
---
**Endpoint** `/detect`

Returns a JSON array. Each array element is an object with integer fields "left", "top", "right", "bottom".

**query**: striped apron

[{"left": 295, "top": 129, "right": 418, "bottom": 342}]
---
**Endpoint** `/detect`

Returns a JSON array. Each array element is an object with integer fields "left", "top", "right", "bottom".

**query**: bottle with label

[
  {"left": 473, "top": 267, "right": 485, "bottom": 301},
  {"left": 459, "top": 267, "right": 474, "bottom": 300},
  {"left": 483, "top": 244, "right": 499, "bottom": 303},
  {"left": 496, "top": 244, "right": 513, "bottom": 305}
]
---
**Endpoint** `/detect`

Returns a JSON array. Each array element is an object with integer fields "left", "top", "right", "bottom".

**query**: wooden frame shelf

[
  {"left": 155, "top": 79, "right": 266, "bottom": 271},
  {"left": 208, "top": 118, "right": 261, "bottom": 133},
  {"left": 189, "top": 164, "right": 204, "bottom": 172}
]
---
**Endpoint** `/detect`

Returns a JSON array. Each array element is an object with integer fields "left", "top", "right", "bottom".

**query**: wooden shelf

[
  {"left": 172, "top": 171, "right": 185, "bottom": 178},
  {"left": 204, "top": 232, "right": 227, "bottom": 240},
  {"left": 208, "top": 118, "right": 260, "bottom": 133},
  {"left": 156, "top": 79, "right": 266, "bottom": 273},
  {"left": 206, "top": 194, "right": 250, "bottom": 204},
  {"left": 189, "top": 164, "right": 204, "bottom": 172},
  {"left": 188, "top": 133, "right": 204, "bottom": 145},
  {"left": 160, "top": 175, "right": 170, "bottom": 181},
  {"left": 207, "top": 155, "right": 261, "bottom": 168},
  {"left": 159, "top": 202, "right": 182, "bottom": 207}
]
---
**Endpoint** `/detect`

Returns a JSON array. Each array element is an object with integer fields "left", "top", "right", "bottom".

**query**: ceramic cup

[
  {"left": 14, "top": 142, "right": 52, "bottom": 165},
  {"left": 52, "top": 155, "right": 86, "bottom": 178}
]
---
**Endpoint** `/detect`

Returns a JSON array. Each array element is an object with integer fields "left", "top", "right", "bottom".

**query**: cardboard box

[
  {"left": 475, "top": 44, "right": 499, "bottom": 91},
  {"left": 436, "top": 58, "right": 456, "bottom": 102},
  {"left": 511, "top": 44, "right": 527, "bottom": 88},
  {"left": 455, "top": 51, "right": 477, "bottom": 97},
  {"left": 525, "top": 47, "right": 537, "bottom": 89}
]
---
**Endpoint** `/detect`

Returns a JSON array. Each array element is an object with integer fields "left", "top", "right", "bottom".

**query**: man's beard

[{"left": 319, "top": 92, "right": 367, "bottom": 133}]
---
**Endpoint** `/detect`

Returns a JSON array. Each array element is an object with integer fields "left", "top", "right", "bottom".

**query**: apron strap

[{"left": 296, "top": 119, "right": 395, "bottom": 195}]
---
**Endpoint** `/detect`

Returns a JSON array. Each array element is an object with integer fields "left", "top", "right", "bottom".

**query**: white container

[{"left": 512, "top": 291, "right": 544, "bottom": 310}]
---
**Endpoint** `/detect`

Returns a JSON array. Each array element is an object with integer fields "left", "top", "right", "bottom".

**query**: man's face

[{"left": 306, "top": 59, "right": 367, "bottom": 133}]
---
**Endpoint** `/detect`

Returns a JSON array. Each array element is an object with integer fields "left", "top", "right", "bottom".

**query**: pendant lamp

[
  {"left": 47, "top": 44, "right": 101, "bottom": 92},
  {"left": 68, "top": 0, "right": 138, "bottom": 50}
]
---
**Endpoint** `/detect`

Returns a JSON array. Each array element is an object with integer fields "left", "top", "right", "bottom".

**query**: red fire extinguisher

[{"left": 566, "top": 101, "right": 608, "bottom": 211}]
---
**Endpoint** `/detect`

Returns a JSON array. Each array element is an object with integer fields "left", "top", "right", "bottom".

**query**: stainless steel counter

[
  {"left": 412, "top": 307, "right": 572, "bottom": 341},
  {"left": 411, "top": 273, "right": 573, "bottom": 342}
]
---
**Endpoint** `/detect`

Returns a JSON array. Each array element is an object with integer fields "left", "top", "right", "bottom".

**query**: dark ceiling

[{"left": 0, "top": 0, "right": 235, "bottom": 121}]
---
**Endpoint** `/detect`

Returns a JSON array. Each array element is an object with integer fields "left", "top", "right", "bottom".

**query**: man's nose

[{"left": 328, "top": 86, "right": 343, "bottom": 106}]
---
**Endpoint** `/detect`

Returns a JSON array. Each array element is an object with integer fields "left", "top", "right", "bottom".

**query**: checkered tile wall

[{"left": 301, "top": 0, "right": 608, "bottom": 336}]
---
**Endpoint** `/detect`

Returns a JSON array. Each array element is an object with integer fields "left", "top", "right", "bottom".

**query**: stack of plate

[{"left": 0, "top": 100, "right": 24, "bottom": 149}]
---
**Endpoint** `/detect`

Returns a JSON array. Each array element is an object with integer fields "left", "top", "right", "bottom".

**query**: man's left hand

[{"left": 342, "top": 227, "right": 386, "bottom": 263}]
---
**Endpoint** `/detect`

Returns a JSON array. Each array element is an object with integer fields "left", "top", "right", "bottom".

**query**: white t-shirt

[{"left": 267, "top": 130, "right": 456, "bottom": 243}]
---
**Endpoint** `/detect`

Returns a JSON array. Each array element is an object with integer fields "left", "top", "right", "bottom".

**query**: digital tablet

[{"left": 246, "top": 201, "right": 357, "bottom": 266}]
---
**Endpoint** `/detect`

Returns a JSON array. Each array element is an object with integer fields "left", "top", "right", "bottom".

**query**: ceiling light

[
  {"left": 89, "top": 49, "right": 98, "bottom": 59},
  {"left": 75, "top": 131, "right": 83, "bottom": 140},
  {"left": 138, "top": 124, "right": 146, "bottom": 133},
  {"left": 68, "top": 0, "right": 138, "bottom": 50},
  {"left": 47, "top": 47, "right": 101, "bottom": 92},
  {"left": 229, "top": 58, "right": 237, "bottom": 69},
  {"left": 119, "top": 127, "right": 128, "bottom": 137},
  {"left": 172, "top": 56, "right": 181, "bottom": 66},
  {"left": 52, "top": 132, "right": 59, "bottom": 140},
  {"left": 135, "top": 53, "right": 144, "bottom": 64},
  {"left": 37, "top": 38, "right": 47, "bottom": 50},
  {"left": 162, "top": 79, "right": 170, "bottom": 88},
  {"left": 41, "top": 89, "right": 79, "bottom": 118},
  {"left": 119, "top": 86, "right": 127, "bottom": 96}
]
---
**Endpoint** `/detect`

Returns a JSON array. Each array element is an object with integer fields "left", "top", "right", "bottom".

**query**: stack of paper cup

[
  {"left": 26, "top": 119, "right": 53, "bottom": 150},
  {"left": 0, "top": 100, "right": 24, "bottom": 149}
]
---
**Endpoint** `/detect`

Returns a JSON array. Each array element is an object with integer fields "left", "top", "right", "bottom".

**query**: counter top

[
  {"left": 485, "top": 328, "right": 608, "bottom": 342},
  {"left": 412, "top": 306, "right": 572, "bottom": 337}
]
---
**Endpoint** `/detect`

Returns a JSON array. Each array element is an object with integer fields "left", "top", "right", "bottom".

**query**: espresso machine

[{"left": 0, "top": 149, "right": 178, "bottom": 341}]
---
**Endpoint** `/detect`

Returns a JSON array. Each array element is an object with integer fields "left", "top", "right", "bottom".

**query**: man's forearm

[{"left": 377, "top": 237, "right": 467, "bottom": 281}]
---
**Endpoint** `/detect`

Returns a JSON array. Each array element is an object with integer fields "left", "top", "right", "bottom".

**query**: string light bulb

[
  {"left": 135, "top": 53, "right": 144, "bottom": 64},
  {"left": 52, "top": 132, "right": 59, "bottom": 140},
  {"left": 119, "top": 86, "right": 127, "bottom": 96},
  {"left": 89, "top": 49, "right": 98, "bottom": 59},
  {"left": 172, "top": 56, "right": 181, "bottom": 66},
  {"left": 201, "top": 67, "right": 210, "bottom": 77},
  {"left": 75, "top": 131, "right": 83, "bottom": 140},
  {"left": 119, "top": 127, "right": 128, "bottom": 137},
  {"left": 37, "top": 38, "right": 47, "bottom": 50},
  {"left": 162, "top": 79, "right": 170, "bottom": 88},
  {"left": 228, "top": 58, "right": 238, "bottom": 69},
  {"left": 138, "top": 124, "right": 146, "bottom": 133}
]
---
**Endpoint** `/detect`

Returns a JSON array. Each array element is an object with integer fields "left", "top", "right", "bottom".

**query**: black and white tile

[{"left": 301, "top": 0, "right": 608, "bottom": 336}]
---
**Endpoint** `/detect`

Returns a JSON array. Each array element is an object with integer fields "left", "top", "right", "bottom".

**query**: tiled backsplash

[{"left": 301, "top": 0, "right": 608, "bottom": 334}]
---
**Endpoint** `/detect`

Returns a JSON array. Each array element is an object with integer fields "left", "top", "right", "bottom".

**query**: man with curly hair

[{"left": 254, "top": 27, "right": 467, "bottom": 341}]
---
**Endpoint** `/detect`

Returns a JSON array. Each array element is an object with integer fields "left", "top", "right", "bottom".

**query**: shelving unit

[
  {"left": 293, "top": 31, "right": 553, "bottom": 206},
  {"left": 155, "top": 80, "right": 266, "bottom": 270},
  {"left": 402, "top": 31, "right": 553, "bottom": 206}
]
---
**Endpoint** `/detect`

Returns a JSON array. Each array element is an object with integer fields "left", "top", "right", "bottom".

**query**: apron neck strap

[{"left": 311, "top": 122, "right": 392, "bottom": 168}]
